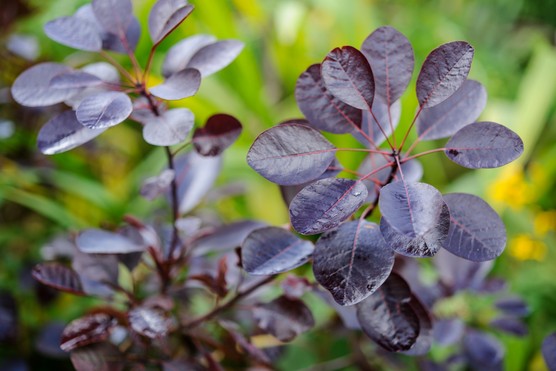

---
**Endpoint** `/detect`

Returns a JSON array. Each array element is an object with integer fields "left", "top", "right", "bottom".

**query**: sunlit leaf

[
  {"left": 162, "top": 34, "right": 217, "bottom": 77},
  {"left": 186, "top": 40, "right": 244, "bottom": 77},
  {"left": 49, "top": 71, "right": 103, "bottom": 89},
  {"left": 150, "top": 68, "right": 201, "bottom": 100},
  {"left": 193, "top": 114, "right": 242, "bottom": 156},
  {"left": 44, "top": 16, "right": 102, "bottom": 51},
  {"left": 143, "top": 108, "right": 194, "bottom": 146},
  {"left": 148, "top": 0, "right": 194, "bottom": 44},
  {"left": 76, "top": 91, "right": 132, "bottom": 129},
  {"left": 128, "top": 307, "right": 176, "bottom": 339},
  {"left": 32, "top": 262, "right": 84, "bottom": 295},
  {"left": 61, "top": 313, "right": 116, "bottom": 352}
]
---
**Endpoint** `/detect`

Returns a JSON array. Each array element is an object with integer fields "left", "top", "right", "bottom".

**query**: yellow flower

[
  {"left": 534, "top": 210, "right": 556, "bottom": 236},
  {"left": 509, "top": 234, "right": 547, "bottom": 261},
  {"left": 487, "top": 166, "right": 533, "bottom": 209}
]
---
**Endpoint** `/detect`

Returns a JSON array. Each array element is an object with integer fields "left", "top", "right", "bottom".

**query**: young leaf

[
  {"left": 253, "top": 296, "right": 315, "bottom": 342},
  {"left": 402, "top": 296, "right": 433, "bottom": 356},
  {"left": 313, "top": 220, "right": 394, "bottom": 306},
  {"left": 37, "top": 111, "right": 106, "bottom": 155},
  {"left": 142, "top": 108, "right": 194, "bottom": 146},
  {"left": 379, "top": 182, "right": 450, "bottom": 257},
  {"left": 49, "top": 71, "right": 103, "bottom": 89},
  {"left": 148, "top": 0, "right": 194, "bottom": 44},
  {"left": 542, "top": 333, "right": 556, "bottom": 371},
  {"left": 149, "top": 68, "right": 201, "bottom": 100},
  {"left": 242, "top": 227, "right": 314, "bottom": 275},
  {"left": 162, "top": 34, "right": 217, "bottom": 77},
  {"left": 295, "top": 64, "right": 362, "bottom": 134},
  {"left": 361, "top": 26, "right": 414, "bottom": 104},
  {"left": 76, "top": 229, "right": 146, "bottom": 254},
  {"left": 321, "top": 46, "right": 375, "bottom": 110},
  {"left": 416, "top": 79, "right": 487, "bottom": 140},
  {"left": 356, "top": 273, "right": 420, "bottom": 352},
  {"left": 353, "top": 98, "right": 401, "bottom": 147},
  {"left": 290, "top": 178, "right": 367, "bottom": 235},
  {"left": 128, "top": 307, "right": 176, "bottom": 339},
  {"left": 193, "top": 114, "right": 242, "bottom": 156},
  {"left": 186, "top": 40, "right": 244, "bottom": 77},
  {"left": 463, "top": 331, "right": 505, "bottom": 370},
  {"left": 61, "top": 313, "right": 116, "bottom": 352},
  {"left": 76, "top": 91, "right": 132, "bottom": 129},
  {"left": 92, "top": 0, "right": 133, "bottom": 36},
  {"left": 416, "top": 41, "right": 474, "bottom": 108},
  {"left": 32, "top": 262, "right": 84, "bottom": 295},
  {"left": 44, "top": 16, "right": 102, "bottom": 51},
  {"left": 247, "top": 122, "right": 336, "bottom": 186},
  {"left": 445, "top": 121, "right": 524, "bottom": 168},
  {"left": 443, "top": 193, "right": 506, "bottom": 261},
  {"left": 11, "top": 63, "right": 78, "bottom": 107}
]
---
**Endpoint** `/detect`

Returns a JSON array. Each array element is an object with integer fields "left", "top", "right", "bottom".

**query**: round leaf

[
  {"left": 32, "top": 263, "right": 84, "bottom": 295},
  {"left": 143, "top": 108, "right": 194, "bottom": 146},
  {"left": 44, "top": 16, "right": 102, "bottom": 51},
  {"left": 162, "top": 34, "right": 217, "bottom": 77},
  {"left": 76, "top": 228, "right": 146, "bottom": 254},
  {"left": 148, "top": 0, "right": 194, "bottom": 44},
  {"left": 92, "top": 0, "right": 133, "bottom": 36},
  {"left": 149, "top": 68, "right": 201, "bottom": 100},
  {"left": 76, "top": 91, "right": 132, "bottom": 129},
  {"left": 193, "top": 114, "right": 242, "bottom": 156},
  {"left": 186, "top": 40, "right": 244, "bottom": 77}
]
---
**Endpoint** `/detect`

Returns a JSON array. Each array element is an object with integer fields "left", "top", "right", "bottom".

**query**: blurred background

[{"left": 0, "top": 0, "right": 555, "bottom": 369}]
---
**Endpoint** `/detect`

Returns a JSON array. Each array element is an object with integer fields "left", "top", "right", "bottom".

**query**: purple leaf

[
  {"left": 12, "top": 63, "right": 79, "bottom": 107},
  {"left": 353, "top": 97, "right": 401, "bottom": 147},
  {"left": 403, "top": 296, "right": 433, "bottom": 356},
  {"left": 313, "top": 220, "right": 394, "bottom": 306},
  {"left": 379, "top": 182, "right": 450, "bottom": 257},
  {"left": 443, "top": 193, "right": 506, "bottom": 261},
  {"left": 76, "top": 91, "right": 132, "bottom": 129},
  {"left": 162, "top": 34, "right": 217, "bottom": 77},
  {"left": 463, "top": 331, "right": 504, "bottom": 370},
  {"left": 295, "top": 64, "right": 362, "bottom": 134},
  {"left": 417, "top": 80, "right": 487, "bottom": 140},
  {"left": 61, "top": 313, "right": 116, "bottom": 352},
  {"left": 49, "top": 71, "right": 103, "bottom": 89},
  {"left": 495, "top": 297, "right": 529, "bottom": 317},
  {"left": 31, "top": 263, "right": 84, "bottom": 295},
  {"left": 70, "top": 343, "right": 123, "bottom": 371},
  {"left": 445, "top": 121, "right": 524, "bottom": 168},
  {"left": 193, "top": 114, "right": 242, "bottom": 156},
  {"left": 247, "top": 122, "right": 336, "bottom": 186},
  {"left": 92, "top": 0, "right": 133, "bottom": 36},
  {"left": 191, "top": 220, "right": 266, "bottom": 256},
  {"left": 253, "top": 296, "right": 315, "bottom": 342},
  {"left": 432, "top": 318, "right": 465, "bottom": 346},
  {"left": 148, "top": 0, "right": 194, "bottom": 44},
  {"left": 416, "top": 41, "right": 474, "bottom": 108},
  {"left": 434, "top": 249, "right": 493, "bottom": 291},
  {"left": 149, "top": 68, "right": 201, "bottom": 100},
  {"left": 321, "top": 46, "right": 375, "bottom": 110},
  {"left": 242, "top": 227, "right": 314, "bottom": 275},
  {"left": 76, "top": 229, "right": 146, "bottom": 254},
  {"left": 187, "top": 40, "right": 244, "bottom": 77},
  {"left": 290, "top": 178, "right": 367, "bottom": 235},
  {"left": 141, "top": 169, "right": 175, "bottom": 201},
  {"left": 219, "top": 320, "right": 272, "bottom": 366},
  {"left": 64, "top": 62, "right": 120, "bottom": 109},
  {"left": 542, "top": 333, "right": 556, "bottom": 371},
  {"left": 128, "top": 307, "right": 176, "bottom": 339},
  {"left": 72, "top": 251, "right": 119, "bottom": 298},
  {"left": 37, "top": 111, "right": 106, "bottom": 155},
  {"left": 143, "top": 108, "right": 194, "bottom": 146},
  {"left": 490, "top": 317, "right": 528, "bottom": 337},
  {"left": 44, "top": 16, "right": 102, "bottom": 51},
  {"left": 356, "top": 273, "right": 420, "bottom": 352},
  {"left": 361, "top": 26, "right": 414, "bottom": 103}
]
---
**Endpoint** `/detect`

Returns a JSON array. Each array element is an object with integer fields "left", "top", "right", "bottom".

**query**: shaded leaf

[
  {"left": 76, "top": 229, "right": 146, "bottom": 254},
  {"left": 50, "top": 71, "right": 103, "bottom": 89},
  {"left": 490, "top": 317, "right": 528, "bottom": 337},
  {"left": 315, "top": 288, "right": 360, "bottom": 329},
  {"left": 379, "top": 182, "right": 450, "bottom": 257},
  {"left": 149, "top": 68, "right": 201, "bottom": 100},
  {"left": 92, "top": 0, "right": 133, "bottom": 36},
  {"left": 143, "top": 108, "right": 194, "bottom": 146},
  {"left": 219, "top": 320, "right": 272, "bottom": 366},
  {"left": 417, "top": 79, "right": 487, "bottom": 140},
  {"left": 44, "top": 16, "right": 102, "bottom": 51},
  {"left": 149, "top": 0, "right": 194, "bottom": 44},
  {"left": 253, "top": 296, "right": 315, "bottom": 342},
  {"left": 495, "top": 297, "right": 529, "bottom": 317},
  {"left": 321, "top": 46, "right": 375, "bottom": 110},
  {"left": 72, "top": 251, "right": 119, "bottom": 298},
  {"left": 313, "top": 220, "right": 394, "bottom": 306},
  {"left": 443, "top": 193, "right": 506, "bottom": 261},
  {"left": 38, "top": 111, "right": 106, "bottom": 155},
  {"left": 32, "top": 263, "right": 84, "bottom": 295},
  {"left": 542, "top": 333, "right": 556, "bottom": 371},
  {"left": 290, "top": 178, "right": 367, "bottom": 235},
  {"left": 193, "top": 114, "right": 242, "bottom": 156},
  {"left": 361, "top": 26, "right": 414, "bottom": 103},
  {"left": 432, "top": 318, "right": 465, "bottom": 346},
  {"left": 295, "top": 64, "right": 362, "bottom": 134},
  {"left": 128, "top": 307, "right": 175, "bottom": 339},
  {"left": 76, "top": 91, "right": 132, "bottom": 129},
  {"left": 281, "top": 275, "right": 312, "bottom": 300},
  {"left": 242, "top": 227, "right": 314, "bottom": 275},
  {"left": 403, "top": 296, "right": 433, "bottom": 356},
  {"left": 141, "top": 169, "right": 175, "bottom": 201},
  {"left": 70, "top": 343, "right": 123, "bottom": 371},
  {"left": 247, "top": 122, "right": 336, "bottom": 186},
  {"left": 445, "top": 121, "right": 524, "bottom": 168},
  {"left": 61, "top": 313, "right": 115, "bottom": 352},
  {"left": 434, "top": 249, "right": 493, "bottom": 291},
  {"left": 463, "top": 331, "right": 504, "bottom": 371},
  {"left": 186, "top": 40, "right": 244, "bottom": 77},
  {"left": 353, "top": 97, "right": 401, "bottom": 147},
  {"left": 162, "top": 34, "right": 217, "bottom": 77},
  {"left": 416, "top": 41, "right": 474, "bottom": 108},
  {"left": 356, "top": 273, "right": 420, "bottom": 352},
  {"left": 191, "top": 220, "right": 266, "bottom": 256}
]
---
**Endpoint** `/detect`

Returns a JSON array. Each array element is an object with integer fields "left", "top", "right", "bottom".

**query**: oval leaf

[
  {"left": 61, "top": 313, "right": 116, "bottom": 352},
  {"left": 542, "top": 333, "right": 556, "bottom": 371},
  {"left": 417, "top": 79, "right": 487, "bottom": 140},
  {"left": 187, "top": 40, "right": 244, "bottom": 77},
  {"left": 44, "top": 16, "right": 102, "bottom": 51},
  {"left": 290, "top": 178, "right": 367, "bottom": 235},
  {"left": 32, "top": 263, "right": 84, "bottom": 295},
  {"left": 92, "top": 0, "right": 133, "bottom": 36},
  {"left": 76, "top": 91, "right": 132, "bottom": 129},
  {"left": 416, "top": 41, "right": 474, "bottom": 108},
  {"left": 38, "top": 111, "right": 106, "bottom": 155},
  {"left": 242, "top": 227, "right": 314, "bottom": 275},
  {"left": 50, "top": 71, "right": 103, "bottom": 89},
  {"left": 193, "top": 114, "right": 242, "bottom": 156},
  {"left": 379, "top": 181, "right": 450, "bottom": 257},
  {"left": 247, "top": 122, "right": 336, "bottom": 186},
  {"left": 143, "top": 108, "right": 194, "bottom": 146},
  {"left": 149, "top": 0, "right": 194, "bottom": 44},
  {"left": 162, "top": 34, "right": 217, "bottom": 77},
  {"left": 321, "top": 46, "right": 375, "bottom": 110},
  {"left": 356, "top": 273, "right": 420, "bottom": 352},
  {"left": 443, "top": 193, "right": 506, "bottom": 261},
  {"left": 361, "top": 26, "right": 414, "bottom": 103},
  {"left": 149, "top": 68, "right": 201, "bottom": 100},
  {"left": 295, "top": 64, "right": 362, "bottom": 134},
  {"left": 253, "top": 296, "right": 315, "bottom": 342},
  {"left": 313, "top": 220, "right": 394, "bottom": 306},
  {"left": 445, "top": 121, "right": 523, "bottom": 168},
  {"left": 76, "top": 228, "right": 146, "bottom": 254}
]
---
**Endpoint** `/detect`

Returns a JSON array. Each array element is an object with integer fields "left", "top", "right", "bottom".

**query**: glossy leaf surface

[
  {"left": 61, "top": 313, "right": 115, "bottom": 352},
  {"left": 32, "top": 263, "right": 84, "bottom": 295},
  {"left": 162, "top": 34, "right": 216, "bottom": 77},
  {"left": 44, "top": 16, "right": 102, "bottom": 51},
  {"left": 76, "top": 228, "right": 146, "bottom": 254},
  {"left": 76, "top": 91, "right": 132, "bottom": 129},
  {"left": 92, "top": 0, "right": 133, "bottom": 36},
  {"left": 148, "top": 0, "right": 193, "bottom": 44},
  {"left": 150, "top": 68, "right": 201, "bottom": 100},
  {"left": 143, "top": 108, "right": 194, "bottom": 146},
  {"left": 186, "top": 40, "right": 244, "bottom": 77},
  {"left": 193, "top": 114, "right": 242, "bottom": 156},
  {"left": 290, "top": 178, "right": 367, "bottom": 235},
  {"left": 313, "top": 220, "right": 394, "bottom": 306}
]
